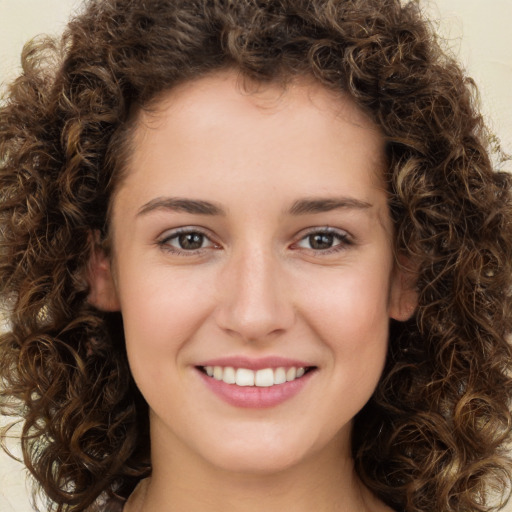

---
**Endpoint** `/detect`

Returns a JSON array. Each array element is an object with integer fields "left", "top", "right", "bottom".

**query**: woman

[{"left": 1, "top": 1, "right": 512, "bottom": 511}]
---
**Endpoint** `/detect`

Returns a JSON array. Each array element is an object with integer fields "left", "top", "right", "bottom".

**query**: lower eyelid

[
  {"left": 157, "top": 229, "right": 217, "bottom": 251},
  {"left": 296, "top": 230, "right": 350, "bottom": 244}
]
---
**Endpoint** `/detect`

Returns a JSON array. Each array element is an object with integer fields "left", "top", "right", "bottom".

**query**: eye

[
  {"left": 158, "top": 228, "right": 218, "bottom": 253},
  {"left": 295, "top": 229, "right": 351, "bottom": 252}
]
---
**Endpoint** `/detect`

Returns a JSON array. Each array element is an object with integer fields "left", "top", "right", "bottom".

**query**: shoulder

[
  {"left": 87, "top": 497, "right": 124, "bottom": 512},
  {"left": 105, "top": 499, "right": 125, "bottom": 512}
]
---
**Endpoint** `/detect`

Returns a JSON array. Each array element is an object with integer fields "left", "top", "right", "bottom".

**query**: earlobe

[
  {"left": 87, "top": 231, "right": 121, "bottom": 312},
  {"left": 389, "top": 254, "right": 418, "bottom": 322}
]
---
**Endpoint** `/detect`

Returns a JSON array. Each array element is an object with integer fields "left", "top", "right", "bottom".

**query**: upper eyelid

[
  {"left": 158, "top": 226, "right": 214, "bottom": 241},
  {"left": 290, "top": 227, "right": 353, "bottom": 251},
  {"left": 157, "top": 225, "right": 350, "bottom": 238},
  {"left": 157, "top": 227, "right": 220, "bottom": 253},
  {"left": 294, "top": 226, "right": 352, "bottom": 240}
]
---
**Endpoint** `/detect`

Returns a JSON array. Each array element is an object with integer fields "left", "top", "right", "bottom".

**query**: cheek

[
  {"left": 297, "top": 264, "right": 391, "bottom": 373},
  {"left": 117, "top": 263, "right": 217, "bottom": 366},
  {"left": 299, "top": 262, "right": 391, "bottom": 333},
  {"left": 281, "top": 267, "right": 392, "bottom": 444}
]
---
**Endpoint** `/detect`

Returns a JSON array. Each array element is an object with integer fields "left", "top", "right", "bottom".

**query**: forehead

[
  {"left": 115, "top": 71, "right": 387, "bottom": 209},
  {"left": 136, "top": 71, "right": 379, "bottom": 139},
  {"left": 128, "top": 71, "right": 384, "bottom": 171},
  {"left": 107, "top": 70, "right": 393, "bottom": 246}
]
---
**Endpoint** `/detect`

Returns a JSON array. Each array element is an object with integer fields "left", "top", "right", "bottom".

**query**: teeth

[
  {"left": 286, "top": 367, "right": 296, "bottom": 381},
  {"left": 213, "top": 366, "right": 223, "bottom": 380},
  {"left": 203, "top": 365, "right": 309, "bottom": 387},
  {"left": 223, "top": 366, "right": 236, "bottom": 384},
  {"left": 274, "top": 367, "right": 287, "bottom": 385},
  {"left": 254, "top": 368, "right": 274, "bottom": 387},
  {"left": 236, "top": 368, "right": 255, "bottom": 386}
]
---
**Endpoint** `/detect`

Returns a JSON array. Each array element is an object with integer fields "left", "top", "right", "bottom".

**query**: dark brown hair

[{"left": 1, "top": 1, "right": 512, "bottom": 511}]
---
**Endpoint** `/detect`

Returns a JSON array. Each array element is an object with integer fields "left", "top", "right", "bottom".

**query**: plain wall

[{"left": 1, "top": 0, "right": 511, "bottom": 510}]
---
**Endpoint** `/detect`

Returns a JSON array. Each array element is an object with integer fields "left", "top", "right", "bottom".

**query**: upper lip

[{"left": 195, "top": 356, "right": 315, "bottom": 371}]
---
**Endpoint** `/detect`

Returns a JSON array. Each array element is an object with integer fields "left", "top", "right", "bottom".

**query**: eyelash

[
  {"left": 157, "top": 227, "right": 218, "bottom": 256},
  {"left": 292, "top": 227, "right": 352, "bottom": 255},
  {"left": 156, "top": 227, "right": 352, "bottom": 256}
]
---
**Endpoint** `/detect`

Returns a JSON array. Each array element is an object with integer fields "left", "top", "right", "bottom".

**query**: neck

[{"left": 134, "top": 421, "right": 389, "bottom": 512}]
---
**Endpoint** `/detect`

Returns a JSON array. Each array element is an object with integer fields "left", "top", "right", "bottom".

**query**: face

[{"left": 92, "top": 71, "right": 411, "bottom": 476}]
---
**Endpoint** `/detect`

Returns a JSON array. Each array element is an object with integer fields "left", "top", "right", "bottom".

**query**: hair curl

[{"left": 1, "top": 1, "right": 512, "bottom": 511}]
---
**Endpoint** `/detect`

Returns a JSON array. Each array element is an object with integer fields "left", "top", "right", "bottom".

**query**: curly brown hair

[{"left": 1, "top": 0, "right": 512, "bottom": 511}]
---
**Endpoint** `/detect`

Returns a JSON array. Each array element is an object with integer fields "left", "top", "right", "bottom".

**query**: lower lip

[{"left": 197, "top": 369, "right": 315, "bottom": 408}]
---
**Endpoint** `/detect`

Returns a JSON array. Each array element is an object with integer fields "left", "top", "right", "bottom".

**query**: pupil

[
  {"left": 310, "top": 233, "right": 334, "bottom": 250},
  {"left": 179, "top": 233, "right": 203, "bottom": 250}
]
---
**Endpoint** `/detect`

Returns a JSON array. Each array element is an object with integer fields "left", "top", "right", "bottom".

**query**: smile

[
  {"left": 195, "top": 357, "right": 317, "bottom": 408},
  {"left": 200, "top": 366, "right": 311, "bottom": 387}
]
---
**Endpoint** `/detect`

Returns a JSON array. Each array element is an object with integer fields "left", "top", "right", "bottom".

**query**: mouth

[{"left": 197, "top": 365, "right": 317, "bottom": 388}]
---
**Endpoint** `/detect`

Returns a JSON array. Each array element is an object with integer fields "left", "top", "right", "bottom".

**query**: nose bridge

[{"left": 216, "top": 241, "right": 294, "bottom": 341}]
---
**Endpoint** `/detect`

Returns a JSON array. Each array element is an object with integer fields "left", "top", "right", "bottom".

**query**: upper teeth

[{"left": 204, "top": 366, "right": 306, "bottom": 387}]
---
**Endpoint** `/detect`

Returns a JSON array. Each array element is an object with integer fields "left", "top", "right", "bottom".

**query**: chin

[
  {"left": 196, "top": 430, "right": 323, "bottom": 476},
  {"left": 210, "top": 449, "right": 304, "bottom": 475}
]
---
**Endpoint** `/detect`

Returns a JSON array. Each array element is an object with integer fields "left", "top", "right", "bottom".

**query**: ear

[
  {"left": 87, "top": 231, "right": 121, "bottom": 312},
  {"left": 389, "top": 253, "right": 418, "bottom": 322}
]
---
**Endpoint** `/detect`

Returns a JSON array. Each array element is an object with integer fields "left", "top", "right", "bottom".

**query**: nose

[{"left": 214, "top": 245, "right": 296, "bottom": 342}]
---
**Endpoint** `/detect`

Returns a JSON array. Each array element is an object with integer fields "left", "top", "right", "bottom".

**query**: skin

[{"left": 90, "top": 70, "right": 413, "bottom": 511}]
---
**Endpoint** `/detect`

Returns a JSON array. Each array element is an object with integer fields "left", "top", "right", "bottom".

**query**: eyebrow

[
  {"left": 138, "top": 197, "right": 226, "bottom": 216},
  {"left": 288, "top": 197, "right": 373, "bottom": 215},
  {"left": 137, "top": 195, "right": 373, "bottom": 217}
]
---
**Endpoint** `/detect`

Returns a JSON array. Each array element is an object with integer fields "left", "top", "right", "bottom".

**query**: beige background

[{"left": 1, "top": 0, "right": 511, "bottom": 510}]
